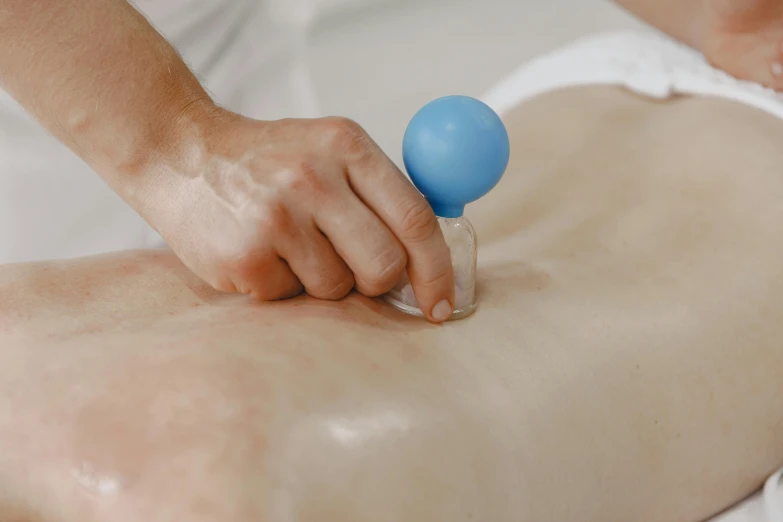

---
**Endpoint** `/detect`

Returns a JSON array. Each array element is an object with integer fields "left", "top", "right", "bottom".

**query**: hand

[
  {"left": 702, "top": 0, "right": 783, "bottom": 90},
  {"left": 139, "top": 108, "right": 456, "bottom": 323}
]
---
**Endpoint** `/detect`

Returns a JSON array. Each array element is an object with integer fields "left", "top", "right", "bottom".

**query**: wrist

[
  {"left": 112, "top": 93, "right": 236, "bottom": 217},
  {"left": 82, "top": 42, "right": 234, "bottom": 203}
]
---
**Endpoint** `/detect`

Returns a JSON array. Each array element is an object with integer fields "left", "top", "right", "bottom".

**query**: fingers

[
  {"left": 332, "top": 123, "right": 455, "bottom": 322},
  {"left": 229, "top": 252, "right": 303, "bottom": 301},
  {"left": 314, "top": 187, "right": 408, "bottom": 298},
  {"left": 202, "top": 116, "right": 454, "bottom": 322},
  {"left": 277, "top": 220, "right": 356, "bottom": 300}
]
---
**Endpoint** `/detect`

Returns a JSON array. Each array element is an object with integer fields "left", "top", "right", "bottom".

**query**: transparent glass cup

[{"left": 383, "top": 216, "right": 478, "bottom": 320}]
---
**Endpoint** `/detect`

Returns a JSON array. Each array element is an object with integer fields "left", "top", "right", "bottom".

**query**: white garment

[{"left": 482, "top": 30, "right": 783, "bottom": 119}]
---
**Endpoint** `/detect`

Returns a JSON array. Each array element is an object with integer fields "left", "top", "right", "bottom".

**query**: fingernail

[{"left": 431, "top": 299, "right": 453, "bottom": 322}]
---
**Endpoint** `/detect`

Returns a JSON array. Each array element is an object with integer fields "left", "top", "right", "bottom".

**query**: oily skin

[
  {"left": 0, "top": 0, "right": 455, "bottom": 321},
  {"left": 1, "top": 88, "right": 783, "bottom": 521}
]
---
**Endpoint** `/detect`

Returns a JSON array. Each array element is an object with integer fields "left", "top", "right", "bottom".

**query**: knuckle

[
  {"left": 214, "top": 243, "right": 272, "bottom": 288},
  {"left": 219, "top": 254, "right": 292, "bottom": 301},
  {"left": 322, "top": 116, "right": 370, "bottom": 156},
  {"left": 217, "top": 249, "right": 258, "bottom": 284},
  {"left": 399, "top": 201, "right": 438, "bottom": 243},
  {"left": 277, "top": 161, "right": 324, "bottom": 195},
  {"left": 209, "top": 275, "right": 238, "bottom": 294},
  {"left": 358, "top": 246, "right": 407, "bottom": 295},
  {"left": 250, "top": 284, "right": 289, "bottom": 302},
  {"left": 310, "top": 271, "right": 355, "bottom": 301}
]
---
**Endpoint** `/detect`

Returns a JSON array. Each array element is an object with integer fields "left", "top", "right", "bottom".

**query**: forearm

[
  {"left": 0, "top": 0, "right": 217, "bottom": 199},
  {"left": 612, "top": 0, "right": 706, "bottom": 50}
]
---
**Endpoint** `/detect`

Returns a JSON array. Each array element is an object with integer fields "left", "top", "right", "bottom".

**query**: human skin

[
  {"left": 2, "top": 0, "right": 782, "bottom": 323},
  {"left": 0, "top": 0, "right": 455, "bottom": 321},
  {"left": 1, "top": 87, "right": 782, "bottom": 521},
  {"left": 614, "top": 0, "right": 783, "bottom": 89}
]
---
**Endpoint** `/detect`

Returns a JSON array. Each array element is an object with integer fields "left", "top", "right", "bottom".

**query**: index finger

[{"left": 344, "top": 136, "right": 455, "bottom": 323}]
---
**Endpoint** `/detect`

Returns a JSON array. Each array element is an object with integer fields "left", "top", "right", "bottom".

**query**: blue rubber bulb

[{"left": 403, "top": 95, "right": 510, "bottom": 218}]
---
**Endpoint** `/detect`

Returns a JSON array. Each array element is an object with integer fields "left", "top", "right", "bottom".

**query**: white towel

[{"left": 482, "top": 30, "right": 783, "bottom": 121}]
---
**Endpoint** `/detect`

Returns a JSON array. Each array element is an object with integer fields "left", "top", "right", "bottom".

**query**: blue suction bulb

[{"left": 402, "top": 95, "right": 510, "bottom": 218}]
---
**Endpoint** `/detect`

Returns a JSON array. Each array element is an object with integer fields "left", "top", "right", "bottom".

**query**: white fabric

[
  {"left": 482, "top": 29, "right": 783, "bottom": 120},
  {"left": 715, "top": 492, "right": 769, "bottom": 522},
  {"left": 765, "top": 470, "right": 783, "bottom": 522},
  {"left": 480, "top": 29, "right": 783, "bottom": 522}
]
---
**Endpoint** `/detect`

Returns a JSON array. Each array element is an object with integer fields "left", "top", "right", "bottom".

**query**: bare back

[{"left": 2, "top": 87, "right": 783, "bottom": 522}]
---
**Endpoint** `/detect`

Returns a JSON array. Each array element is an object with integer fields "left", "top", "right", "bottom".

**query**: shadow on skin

[{"left": 475, "top": 260, "right": 553, "bottom": 309}]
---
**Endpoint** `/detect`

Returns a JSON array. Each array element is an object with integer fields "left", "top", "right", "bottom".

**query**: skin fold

[{"left": 1, "top": 87, "right": 782, "bottom": 521}]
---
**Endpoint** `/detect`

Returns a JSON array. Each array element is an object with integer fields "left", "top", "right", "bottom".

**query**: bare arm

[
  {"left": 0, "top": 0, "right": 215, "bottom": 199},
  {"left": 0, "top": 0, "right": 456, "bottom": 321}
]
